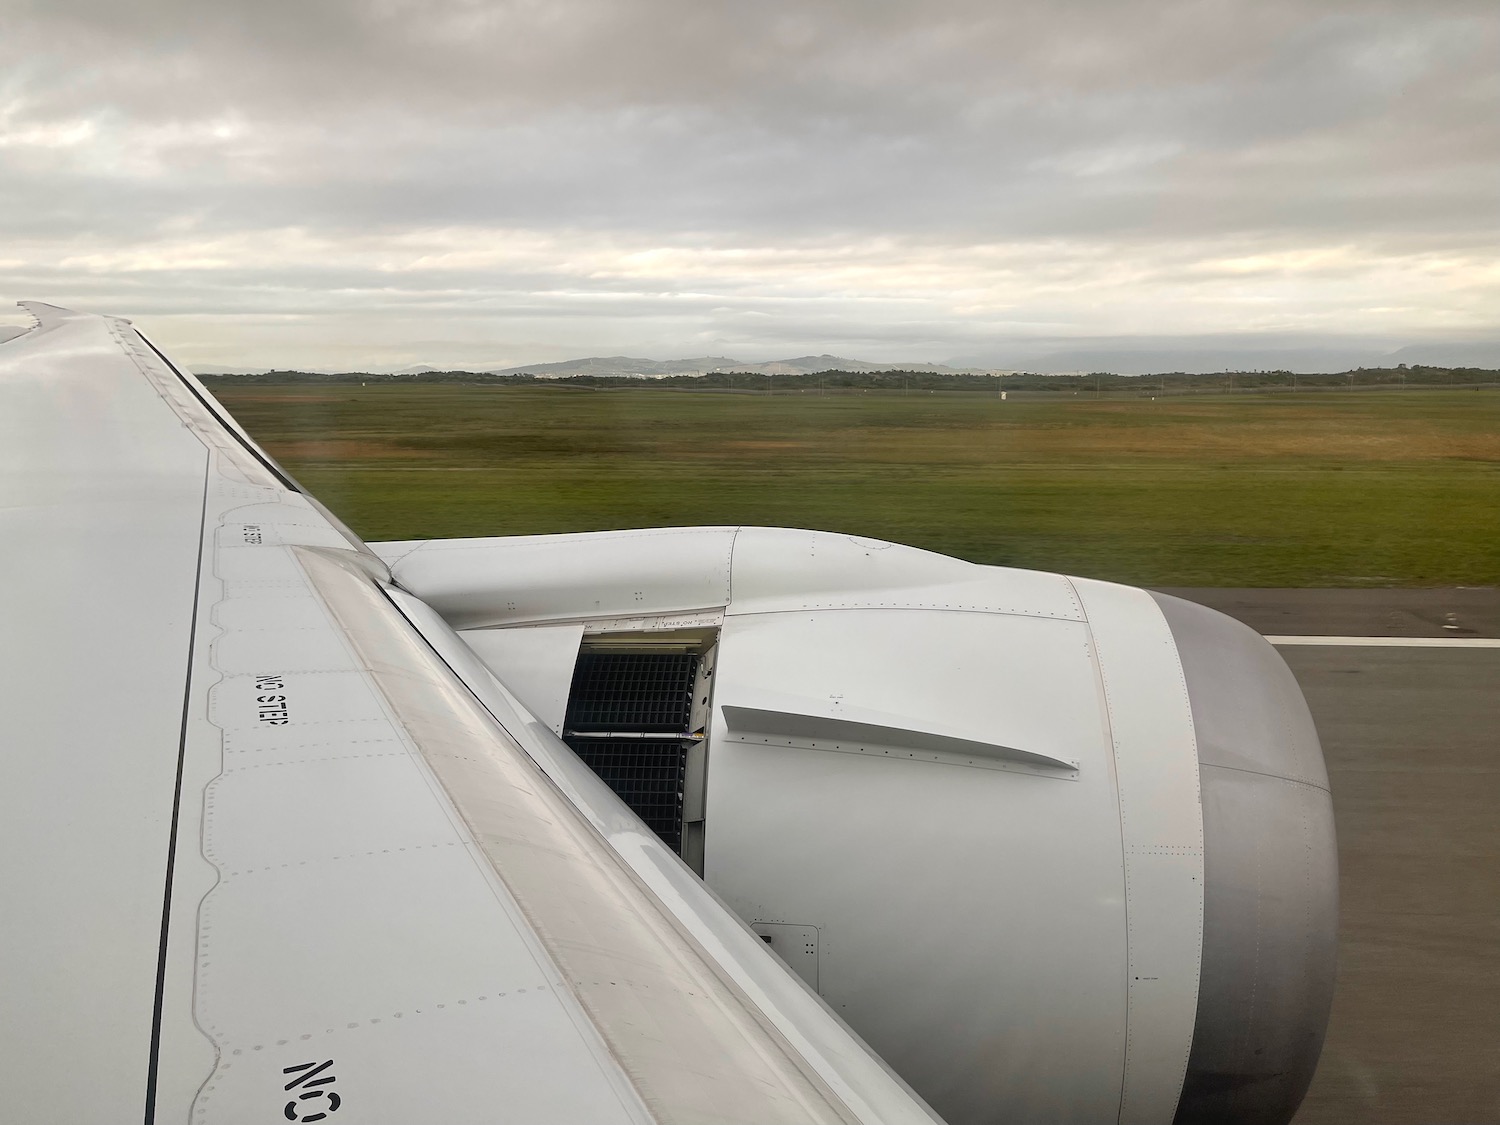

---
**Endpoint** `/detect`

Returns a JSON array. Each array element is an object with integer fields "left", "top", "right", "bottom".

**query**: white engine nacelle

[{"left": 376, "top": 527, "right": 1337, "bottom": 1125}]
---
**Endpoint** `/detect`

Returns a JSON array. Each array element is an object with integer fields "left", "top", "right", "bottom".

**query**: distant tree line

[{"left": 198, "top": 364, "right": 1500, "bottom": 393}]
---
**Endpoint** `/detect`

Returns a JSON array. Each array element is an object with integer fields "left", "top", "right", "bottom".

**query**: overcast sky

[{"left": 2, "top": 0, "right": 1497, "bottom": 370}]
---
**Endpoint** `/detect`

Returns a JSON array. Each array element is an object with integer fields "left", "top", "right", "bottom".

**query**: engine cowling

[
  {"left": 377, "top": 526, "right": 1337, "bottom": 1125},
  {"left": 1156, "top": 592, "right": 1338, "bottom": 1125}
]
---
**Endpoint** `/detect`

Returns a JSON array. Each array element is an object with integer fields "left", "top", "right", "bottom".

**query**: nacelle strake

[{"left": 377, "top": 527, "right": 1337, "bottom": 1125}]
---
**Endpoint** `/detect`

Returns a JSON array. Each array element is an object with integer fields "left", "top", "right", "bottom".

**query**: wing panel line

[
  {"left": 143, "top": 455, "right": 212, "bottom": 1125},
  {"left": 133, "top": 330, "right": 299, "bottom": 493}
]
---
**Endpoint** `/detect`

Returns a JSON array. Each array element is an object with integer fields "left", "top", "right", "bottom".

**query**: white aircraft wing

[{"left": 0, "top": 304, "right": 943, "bottom": 1125}]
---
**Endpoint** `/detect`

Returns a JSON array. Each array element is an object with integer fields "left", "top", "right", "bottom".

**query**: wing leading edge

[{"left": 0, "top": 305, "right": 941, "bottom": 1125}]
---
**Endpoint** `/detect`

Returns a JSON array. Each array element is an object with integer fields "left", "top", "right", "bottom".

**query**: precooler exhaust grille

[{"left": 563, "top": 652, "right": 701, "bottom": 854}]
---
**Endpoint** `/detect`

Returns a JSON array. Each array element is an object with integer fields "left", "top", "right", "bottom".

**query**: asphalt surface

[
  {"left": 1159, "top": 586, "right": 1500, "bottom": 640},
  {"left": 1170, "top": 589, "right": 1500, "bottom": 1125}
]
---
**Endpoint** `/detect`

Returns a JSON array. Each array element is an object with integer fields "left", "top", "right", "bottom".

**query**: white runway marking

[{"left": 1266, "top": 635, "right": 1500, "bottom": 648}]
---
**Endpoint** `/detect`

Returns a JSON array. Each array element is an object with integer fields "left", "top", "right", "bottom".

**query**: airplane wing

[{"left": 0, "top": 303, "right": 944, "bottom": 1125}]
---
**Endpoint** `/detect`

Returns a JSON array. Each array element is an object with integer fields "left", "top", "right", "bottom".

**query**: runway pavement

[
  {"left": 1167, "top": 588, "right": 1500, "bottom": 1125},
  {"left": 1159, "top": 586, "right": 1500, "bottom": 640}
]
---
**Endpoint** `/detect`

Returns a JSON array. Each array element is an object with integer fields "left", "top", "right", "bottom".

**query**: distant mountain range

[
  {"left": 195, "top": 341, "right": 1500, "bottom": 378},
  {"left": 486, "top": 356, "right": 740, "bottom": 378},
  {"left": 196, "top": 354, "right": 977, "bottom": 378},
  {"left": 484, "top": 354, "right": 968, "bottom": 379}
]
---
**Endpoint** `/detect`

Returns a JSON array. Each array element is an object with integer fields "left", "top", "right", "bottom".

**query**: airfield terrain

[
  {"left": 219, "top": 382, "right": 1500, "bottom": 1123},
  {"left": 211, "top": 383, "right": 1500, "bottom": 588}
]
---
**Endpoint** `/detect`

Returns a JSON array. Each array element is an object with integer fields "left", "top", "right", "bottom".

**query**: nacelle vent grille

[{"left": 563, "top": 651, "right": 703, "bottom": 855}]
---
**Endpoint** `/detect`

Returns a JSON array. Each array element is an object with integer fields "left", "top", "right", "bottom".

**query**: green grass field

[{"left": 212, "top": 384, "right": 1500, "bottom": 587}]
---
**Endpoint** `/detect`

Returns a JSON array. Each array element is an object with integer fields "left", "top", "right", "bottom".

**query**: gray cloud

[{"left": 1, "top": 0, "right": 1496, "bottom": 368}]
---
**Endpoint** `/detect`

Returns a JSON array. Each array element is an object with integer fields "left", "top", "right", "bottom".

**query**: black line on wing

[
  {"left": 134, "top": 329, "right": 301, "bottom": 493},
  {"left": 143, "top": 455, "right": 212, "bottom": 1125},
  {"left": 136, "top": 329, "right": 383, "bottom": 564}
]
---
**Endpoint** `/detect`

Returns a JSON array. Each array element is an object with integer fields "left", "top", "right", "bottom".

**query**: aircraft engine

[{"left": 378, "top": 526, "right": 1338, "bottom": 1125}]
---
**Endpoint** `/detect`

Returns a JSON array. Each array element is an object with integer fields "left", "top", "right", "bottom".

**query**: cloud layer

[{"left": 3, "top": 0, "right": 1497, "bottom": 368}]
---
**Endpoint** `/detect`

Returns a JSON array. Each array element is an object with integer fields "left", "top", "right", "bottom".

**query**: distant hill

[
  {"left": 200, "top": 364, "right": 1500, "bottom": 395},
  {"left": 197, "top": 362, "right": 449, "bottom": 376},
  {"left": 195, "top": 364, "right": 272, "bottom": 376},
  {"left": 194, "top": 343, "right": 1500, "bottom": 380},
  {"left": 487, "top": 356, "right": 740, "bottom": 379},
  {"left": 1383, "top": 342, "right": 1500, "bottom": 369},
  {"left": 485, "top": 354, "right": 971, "bottom": 378},
  {"left": 717, "top": 355, "right": 964, "bottom": 376}
]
